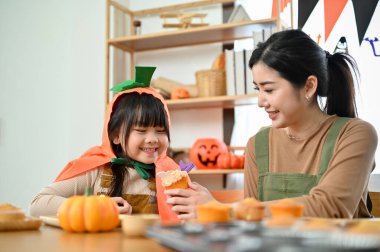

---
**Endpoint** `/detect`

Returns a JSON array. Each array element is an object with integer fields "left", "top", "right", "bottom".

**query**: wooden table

[{"left": 0, "top": 225, "right": 173, "bottom": 252}]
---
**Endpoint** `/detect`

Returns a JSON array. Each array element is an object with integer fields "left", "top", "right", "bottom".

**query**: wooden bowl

[{"left": 121, "top": 214, "right": 159, "bottom": 237}]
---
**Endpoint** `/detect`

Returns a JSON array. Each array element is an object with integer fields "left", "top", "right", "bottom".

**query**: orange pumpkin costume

[{"left": 54, "top": 66, "right": 181, "bottom": 224}]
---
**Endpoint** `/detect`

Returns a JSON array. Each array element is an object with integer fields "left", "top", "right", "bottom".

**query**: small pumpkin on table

[{"left": 58, "top": 188, "right": 119, "bottom": 233}]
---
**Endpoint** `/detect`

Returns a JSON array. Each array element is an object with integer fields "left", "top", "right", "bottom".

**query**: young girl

[
  {"left": 30, "top": 66, "right": 180, "bottom": 222},
  {"left": 165, "top": 29, "right": 377, "bottom": 219}
]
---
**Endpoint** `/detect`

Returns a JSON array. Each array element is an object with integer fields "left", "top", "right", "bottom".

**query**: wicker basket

[{"left": 195, "top": 69, "right": 226, "bottom": 97}]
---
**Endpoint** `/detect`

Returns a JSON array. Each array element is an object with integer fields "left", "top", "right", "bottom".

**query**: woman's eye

[
  {"left": 134, "top": 128, "right": 146, "bottom": 133},
  {"left": 265, "top": 89, "right": 273, "bottom": 93}
]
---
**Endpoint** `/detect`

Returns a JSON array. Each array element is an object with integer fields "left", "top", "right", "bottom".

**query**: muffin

[
  {"left": 265, "top": 216, "right": 297, "bottom": 228},
  {"left": 196, "top": 200, "right": 231, "bottom": 224},
  {"left": 0, "top": 203, "right": 25, "bottom": 221},
  {"left": 346, "top": 220, "right": 380, "bottom": 235},
  {"left": 235, "top": 198, "right": 265, "bottom": 222},
  {"left": 159, "top": 170, "right": 189, "bottom": 190},
  {"left": 264, "top": 199, "right": 304, "bottom": 228},
  {"left": 298, "top": 218, "right": 339, "bottom": 231},
  {"left": 269, "top": 198, "right": 304, "bottom": 218}
]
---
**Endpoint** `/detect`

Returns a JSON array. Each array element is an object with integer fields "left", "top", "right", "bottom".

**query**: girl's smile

[{"left": 126, "top": 126, "right": 169, "bottom": 164}]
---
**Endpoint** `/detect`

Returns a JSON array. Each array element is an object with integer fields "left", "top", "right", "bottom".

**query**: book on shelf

[
  {"left": 253, "top": 27, "right": 275, "bottom": 48},
  {"left": 225, "top": 49, "right": 236, "bottom": 96},
  {"left": 234, "top": 50, "right": 245, "bottom": 95},
  {"left": 224, "top": 49, "right": 256, "bottom": 96},
  {"left": 244, "top": 49, "right": 255, "bottom": 94},
  {"left": 253, "top": 30, "right": 264, "bottom": 48}
]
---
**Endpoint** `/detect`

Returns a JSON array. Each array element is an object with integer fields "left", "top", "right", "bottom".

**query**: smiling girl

[{"left": 30, "top": 66, "right": 180, "bottom": 221}]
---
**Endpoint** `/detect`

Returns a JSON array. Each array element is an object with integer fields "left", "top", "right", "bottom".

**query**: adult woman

[
  {"left": 166, "top": 29, "right": 377, "bottom": 219},
  {"left": 245, "top": 29, "right": 377, "bottom": 218}
]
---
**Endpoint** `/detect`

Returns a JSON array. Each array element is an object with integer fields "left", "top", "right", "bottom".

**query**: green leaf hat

[{"left": 110, "top": 66, "right": 156, "bottom": 92}]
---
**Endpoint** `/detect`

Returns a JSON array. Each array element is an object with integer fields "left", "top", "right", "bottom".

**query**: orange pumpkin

[
  {"left": 58, "top": 194, "right": 119, "bottom": 233},
  {"left": 171, "top": 87, "right": 190, "bottom": 99},
  {"left": 217, "top": 152, "right": 245, "bottom": 169},
  {"left": 189, "top": 138, "right": 228, "bottom": 169}
]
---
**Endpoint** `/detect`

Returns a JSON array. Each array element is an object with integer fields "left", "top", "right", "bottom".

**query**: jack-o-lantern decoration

[{"left": 189, "top": 138, "right": 228, "bottom": 169}]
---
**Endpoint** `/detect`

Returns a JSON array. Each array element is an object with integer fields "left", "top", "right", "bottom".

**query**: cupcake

[
  {"left": 269, "top": 198, "right": 304, "bottom": 218},
  {"left": 265, "top": 216, "right": 297, "bottom": 228},
  {"left": 346, "top": 220, "right": 380, "bottom": 235},
  {"left": 297, "top": 218, "right": 339, "bottom": 231},
  {"left": 196, "top": 200, "right": 231, "bottom": 224},
  {"left": 235, "top": 198, "right": 265, "bottom": 222},
  {"left": 265, "top": 199, "right": 304, "bottom": 228},
  {"left": 158, "top": 170, "right": 189, "bottom": 190}
]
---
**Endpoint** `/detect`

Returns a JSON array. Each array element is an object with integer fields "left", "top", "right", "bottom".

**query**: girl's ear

[
  {"left": 305, "top": 75, "right": 318, "bottom": 97},
  {"left": 112, "top": 136, "right": 121, "bottom": 145}
]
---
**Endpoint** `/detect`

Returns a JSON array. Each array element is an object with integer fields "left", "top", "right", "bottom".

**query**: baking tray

[{"left": 146, "top": 221, "right": 380, "bottom": 252}]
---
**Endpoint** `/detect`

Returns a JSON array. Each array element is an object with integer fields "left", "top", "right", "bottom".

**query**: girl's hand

[
  {"left": 112, "top": 197, "right": 132, "bottom": 214},
  {"left": 164, "top": 181, "right": 214, "bottom": 220}
]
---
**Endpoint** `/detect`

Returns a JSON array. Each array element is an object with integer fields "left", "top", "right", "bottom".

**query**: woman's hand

[
  {"left": 112, "top": 197, "right": 132, "bottom": 214},
  {"left": 165, "top": 181, "right": 214, "bottom": 220}
]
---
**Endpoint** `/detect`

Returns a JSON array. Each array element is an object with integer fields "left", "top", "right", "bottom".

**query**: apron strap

[
  {"left": 318, "top": 117, "right": 349, "bottom": 176},
  {"left": 255, "top": 127, "right": 270, "bottom": 174}
]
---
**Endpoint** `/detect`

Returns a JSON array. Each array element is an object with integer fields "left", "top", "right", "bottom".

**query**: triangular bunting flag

[
  {"left": 324, "top": 0, "right": 348, "bottom": 41},
  {"left": 272, "top": 0, "right": 291, "bottom": 18},
  {"left": 298, "top": 0, "right": 319, "bottom": 29},
  {"left": 352, "top": 0, "right": 379, "bottom": 45}
]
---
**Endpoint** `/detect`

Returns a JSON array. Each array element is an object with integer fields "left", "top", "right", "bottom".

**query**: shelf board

[
  {"left": 166, "top": 93, "right": 258, "bottom": 110},
  {"left": 189, "top": 169, "right": 243, "bottom": 175},
  {"left": 108, "top": 19, "right": 277, "bottom": 52}
]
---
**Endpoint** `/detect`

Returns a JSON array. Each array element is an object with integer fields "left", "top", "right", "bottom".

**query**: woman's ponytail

[{"left": 324, "top": 52, "right": 359, "bottom": 118}]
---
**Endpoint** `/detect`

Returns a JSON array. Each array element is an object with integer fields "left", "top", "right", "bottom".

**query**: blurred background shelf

[
  {"left": 166, "top": 93, "right": 258, "bottom": 110},
  {"left": 108, "top": 19, "right": 278, "bottom": 52},
  {"left": 189, "top": 169, "right": 243, "bottom": 175}
]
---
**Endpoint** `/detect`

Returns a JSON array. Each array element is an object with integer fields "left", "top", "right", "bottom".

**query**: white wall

[{"left": 0, "top": 0, "right": 105, "bottom": 212}]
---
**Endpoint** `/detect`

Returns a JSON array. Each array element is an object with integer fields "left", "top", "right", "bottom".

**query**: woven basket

[{"left": 195, "top": 69, "right": 226, "bottom": 97}]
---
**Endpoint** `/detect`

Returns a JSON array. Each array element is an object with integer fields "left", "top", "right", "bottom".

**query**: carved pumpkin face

[{"left": 189, "top": 138, "right": 228, "bottom": 169}]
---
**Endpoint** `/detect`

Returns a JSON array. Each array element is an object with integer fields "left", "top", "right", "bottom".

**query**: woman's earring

[{"left": 305, "top": 95, "right": 310, "bottom": 102}]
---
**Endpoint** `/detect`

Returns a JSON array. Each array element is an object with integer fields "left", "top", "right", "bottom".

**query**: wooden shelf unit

[
  {"left": 166, "top": 93, "right": 257, "bottom": 110},
  {"left": 105, "top": 0, "right": 292, "bottom": 105},
  {"left": 108, "top": 19, "right": 278, "bottom": 52}
]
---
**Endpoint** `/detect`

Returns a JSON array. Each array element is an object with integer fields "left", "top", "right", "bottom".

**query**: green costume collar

[{"left": 111, "top": 158, "right": 155, "bottom": 180}]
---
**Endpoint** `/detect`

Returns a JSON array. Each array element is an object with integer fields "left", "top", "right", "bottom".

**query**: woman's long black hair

[
  {"left": 249, "top": 29, "right": 359, "bottom": 118},
  {"left": 107, "top": 92, "right": 170, "bottom": 197}
]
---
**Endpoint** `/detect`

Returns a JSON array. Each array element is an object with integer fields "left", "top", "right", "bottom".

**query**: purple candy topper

[{"left": 179, "top": 160, "right": 194, "bottom": 173}]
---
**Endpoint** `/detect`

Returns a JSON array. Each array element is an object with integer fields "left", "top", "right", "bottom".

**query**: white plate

[
  {"left": 40, "top": 215, "right": 127, "bottom": 228},
  {"left": 39, "top": 215, "right": 60, "bottom": 228}
]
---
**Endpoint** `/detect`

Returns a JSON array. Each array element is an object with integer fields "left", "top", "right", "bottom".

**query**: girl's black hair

[
  {"left": 107, "top": 92, "right": 170, "bottom": 197},
  {"left": 249, "top": 29, "right": 359, "bottom": 118}
]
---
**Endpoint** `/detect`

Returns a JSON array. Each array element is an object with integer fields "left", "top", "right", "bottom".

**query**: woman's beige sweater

[{"left": 244, "top": 116, "right": 377, "bottom": 218}]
